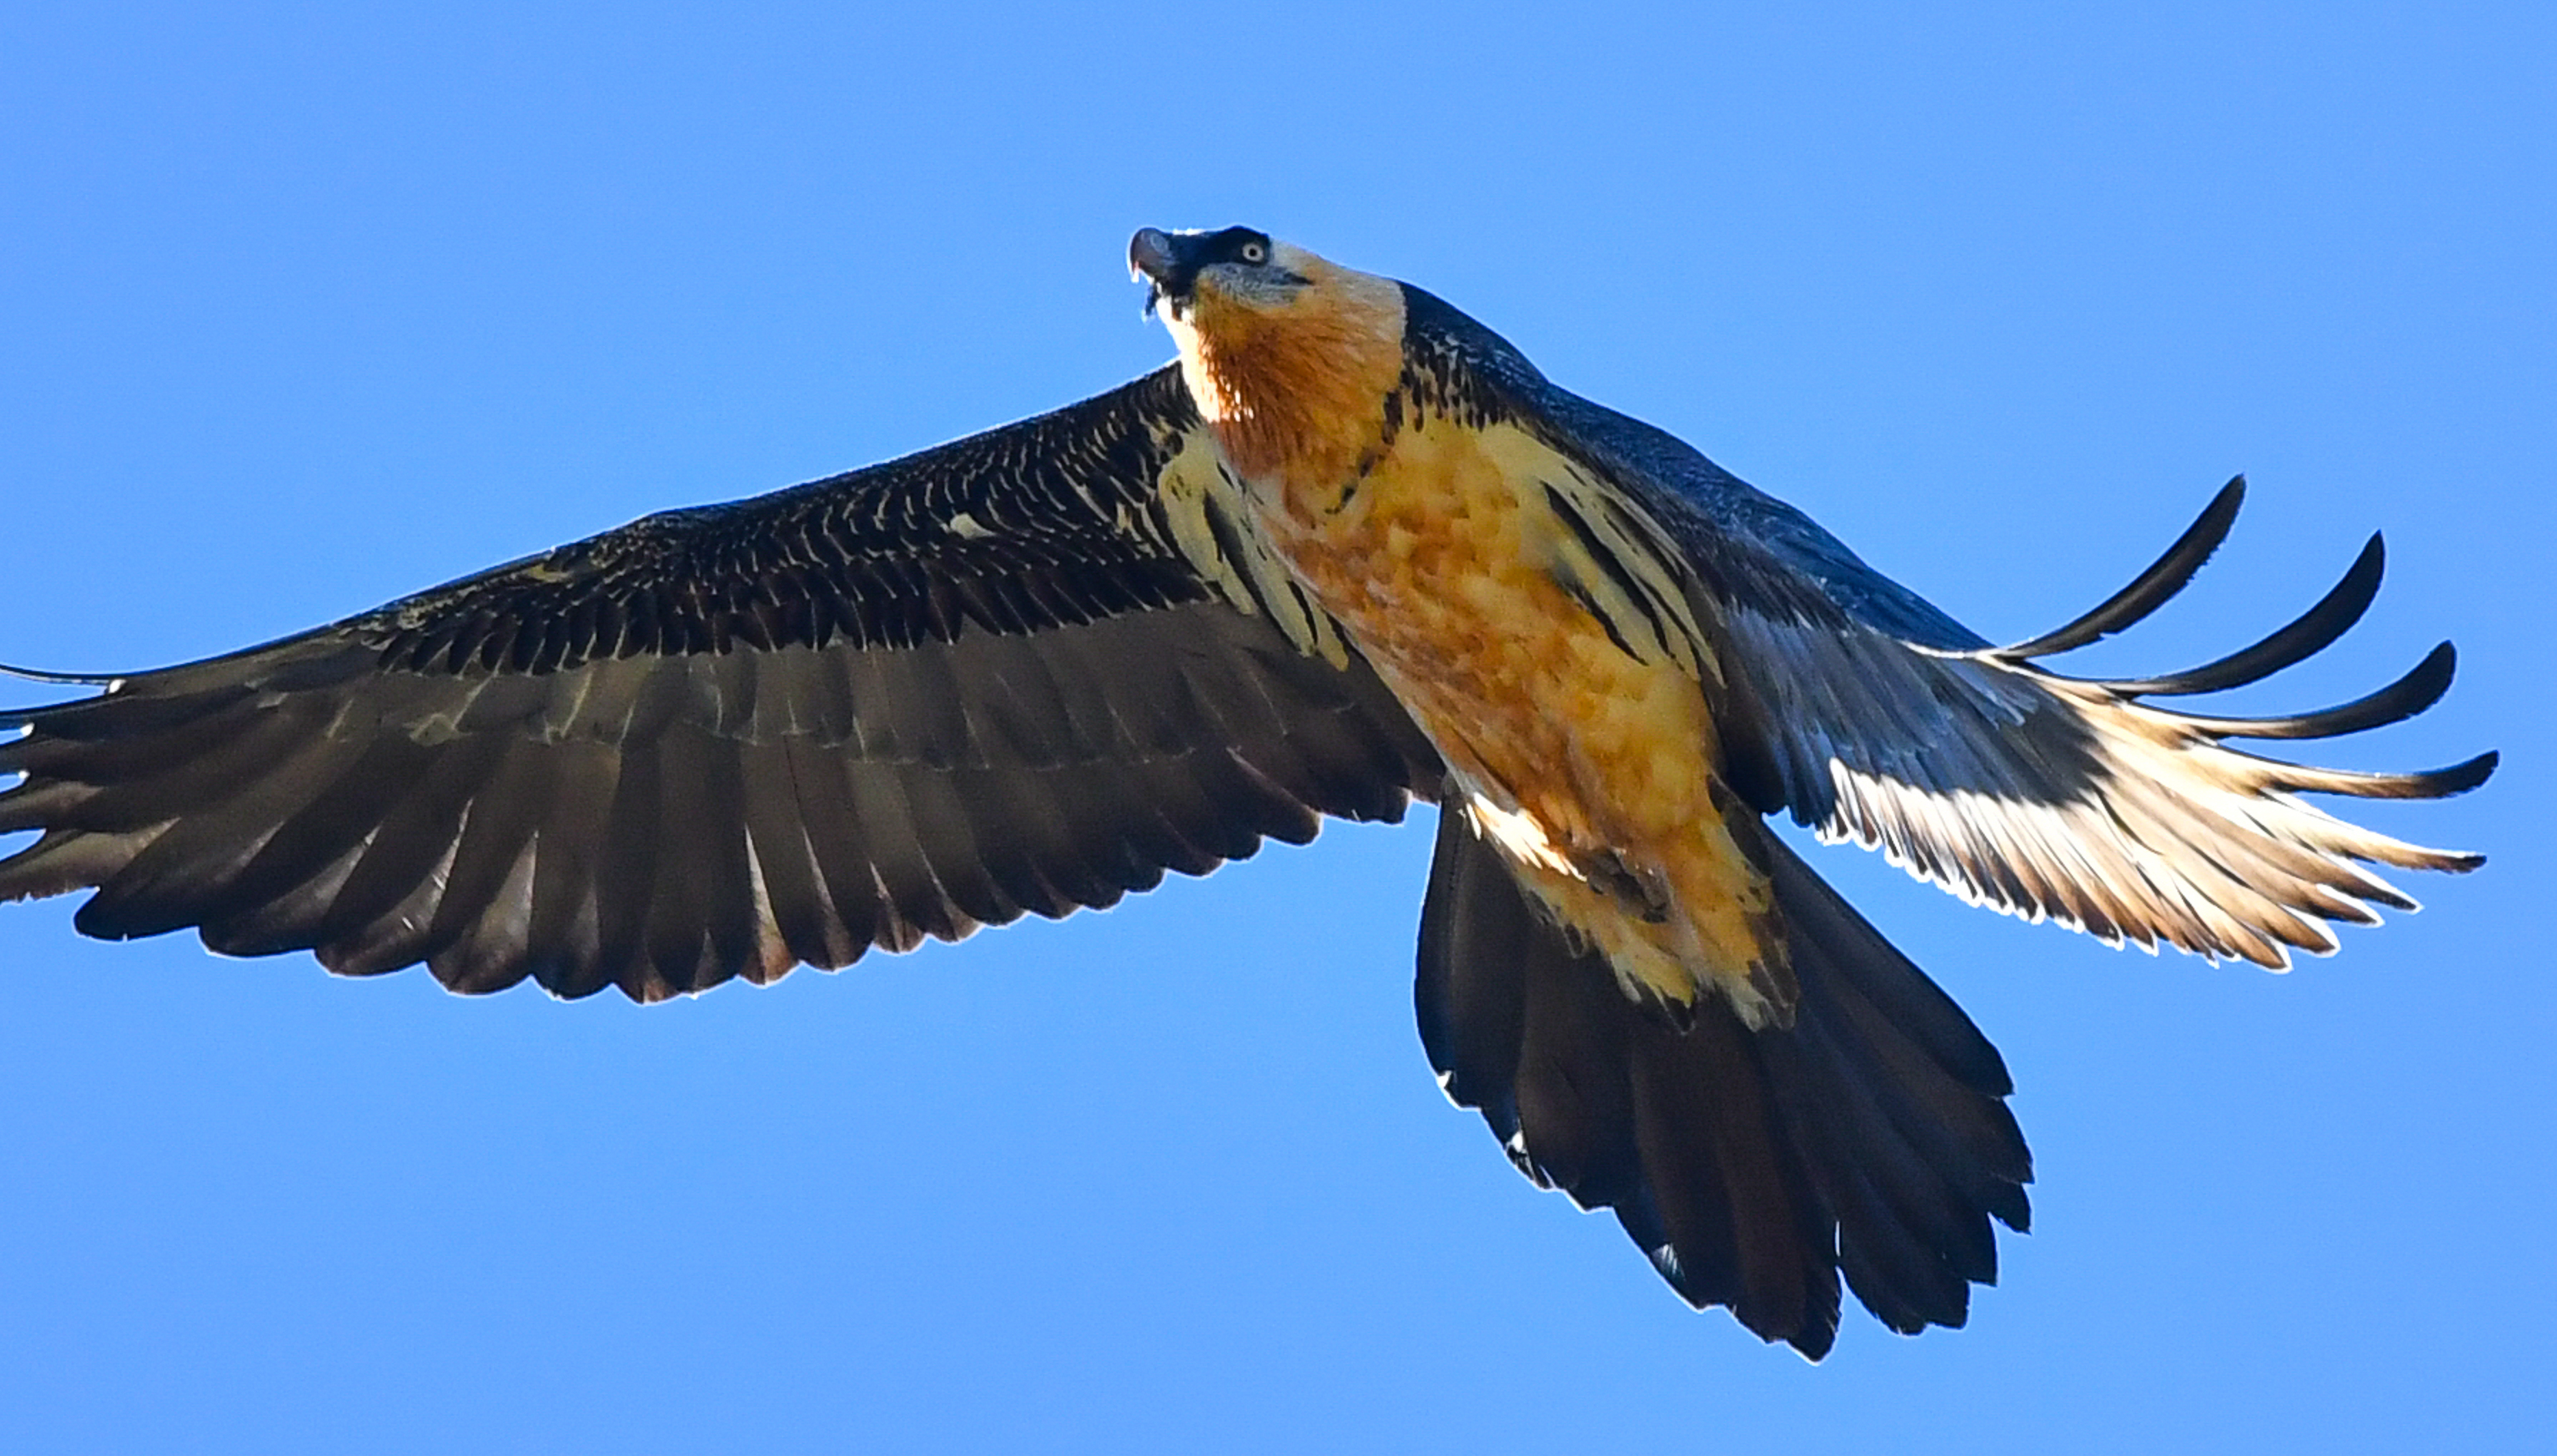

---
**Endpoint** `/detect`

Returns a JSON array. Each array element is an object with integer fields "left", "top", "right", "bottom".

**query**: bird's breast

[{"left": 1238, "top": 416, "right": 1785, "bottom": 1020}]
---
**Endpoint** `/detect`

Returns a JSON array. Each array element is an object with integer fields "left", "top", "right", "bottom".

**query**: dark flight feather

[{"left": 0, "top": 368, "right": 1439, "bottom": 1000}]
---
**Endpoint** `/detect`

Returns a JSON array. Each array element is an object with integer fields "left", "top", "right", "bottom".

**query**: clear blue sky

[{"left": 2, "top": 3, "right": 2548, "bottom": 1451}]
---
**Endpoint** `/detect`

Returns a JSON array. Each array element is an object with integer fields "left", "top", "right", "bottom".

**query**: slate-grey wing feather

[
  {"left": 1658, "top": 472, "right": 2495, "bottom": 966},
  {"left": 0, "top": 366, "right": 1438, "bottom": 1000}
]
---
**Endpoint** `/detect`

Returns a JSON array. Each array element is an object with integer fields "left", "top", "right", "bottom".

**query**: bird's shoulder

[{"left": 1395, "top": 283, "right": 1982, "bottom": 651}]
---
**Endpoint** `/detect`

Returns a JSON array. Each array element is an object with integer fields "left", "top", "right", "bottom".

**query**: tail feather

[
  {"left": 1416, "top": 805, "right": 2030, "bottom": 1358},
  {"left": 1628, "top": 1001, "right": 1838, "bottom": 1343}
]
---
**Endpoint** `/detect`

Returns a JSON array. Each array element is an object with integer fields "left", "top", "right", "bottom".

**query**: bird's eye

[{"left": 1239, "top": 241, "right": 1269, "bottom": 264}]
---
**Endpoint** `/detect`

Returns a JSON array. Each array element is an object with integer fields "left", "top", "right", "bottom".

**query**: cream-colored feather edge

[{"left": 1819, "top": 668, "right": 2482, "bottom": 968}]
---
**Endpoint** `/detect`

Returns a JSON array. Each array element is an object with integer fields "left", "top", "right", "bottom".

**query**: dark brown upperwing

[{"left": 0, "top": 366, "right": 1439, "bottom": 1001}]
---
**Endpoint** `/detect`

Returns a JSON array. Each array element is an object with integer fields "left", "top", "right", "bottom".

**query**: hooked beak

[{"left": 1129, "top": 227, "right": 1193, "bottom": 320}]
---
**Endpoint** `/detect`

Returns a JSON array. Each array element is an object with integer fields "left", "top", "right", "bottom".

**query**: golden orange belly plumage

[{"left": 1239, "top": 415, "right": 1784, "bottom": 1024}]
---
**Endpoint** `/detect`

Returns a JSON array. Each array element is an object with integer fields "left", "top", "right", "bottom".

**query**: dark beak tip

[{"left": 1128, "top": 227, "right": 1176, "bottom": 284}]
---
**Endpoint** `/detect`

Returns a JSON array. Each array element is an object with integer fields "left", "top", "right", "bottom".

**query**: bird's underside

[{"left": 0, "top": 227, "right": 2493, "bottom": 1359}]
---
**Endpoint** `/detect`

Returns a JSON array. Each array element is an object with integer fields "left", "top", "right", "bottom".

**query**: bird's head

[
  {"left": 1127, "top": 225, "right": 1301, "bottom": 324},
  {"left": 1127, "top": 225, "right": 1406, "bottom": 481}
]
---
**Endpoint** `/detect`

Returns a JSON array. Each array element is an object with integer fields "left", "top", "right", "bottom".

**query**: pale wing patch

[
  {"left": 1712, "top": 489, "right": 2491, "bottom": 969},
  {"left": 1812, "top": 678, "right": 2477, "bottom": 966}
]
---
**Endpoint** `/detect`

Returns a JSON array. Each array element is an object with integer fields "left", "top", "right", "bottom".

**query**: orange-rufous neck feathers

[{"left": 1162, "top": 245, "right": 1408, "bottom": 487}]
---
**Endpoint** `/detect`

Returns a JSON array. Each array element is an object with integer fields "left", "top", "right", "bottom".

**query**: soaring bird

[{"left": 0, "top": 226, "right": 2492, "bottom": 1358}]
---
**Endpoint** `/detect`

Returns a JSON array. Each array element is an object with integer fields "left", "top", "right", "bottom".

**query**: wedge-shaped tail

[{"left": 1417, "top": 805, "right": 2032, "bottom": 1359}]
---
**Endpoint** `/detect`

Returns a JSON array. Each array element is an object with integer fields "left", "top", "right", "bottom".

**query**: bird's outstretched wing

[
  {"left": 1686, "top": 477, "right": 2493, "bottom": 966},
  {"left": 0, "top": 366, "right": 1438, "bottom": 1000},
  {"left": 1415, "top": 289, "right": 2491, "bottom": 970}
]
